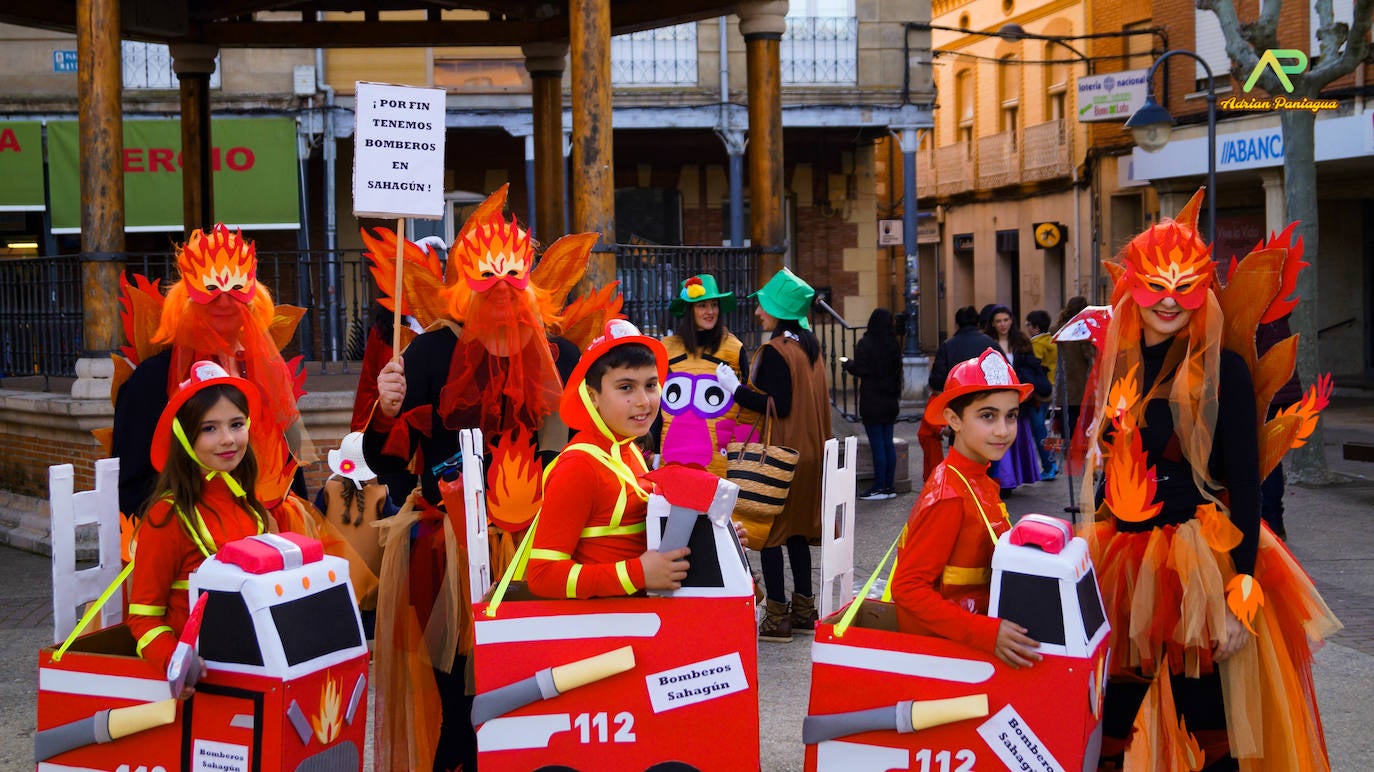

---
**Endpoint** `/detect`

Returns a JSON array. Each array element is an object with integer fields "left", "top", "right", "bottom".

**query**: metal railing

[
  {"left": 122, "top": 41, "right": 221, "bottom": 90},
  {"left": 782, "top": 16, "right": 858, "bottom": 85},
  {"left": 935, "top": 142, "right": 970, "bottom": 197},
  {"left": 611, "top": 23, "right": 699, "bottom": 86},
  {"left": 1022, "top": 118, "right": 1072, "bottom": 182},
  {"left": 615, "top": 244, "right": 760, "bottom": 341},
  {"left": 977, "top": 130, "right": 1020, "bottom": 189},
  {"left": 0, "top": 244, "right": 764, "bottom": 382},
  {"left": 812, "top": 298, "right": 865, "bottom": 421}
]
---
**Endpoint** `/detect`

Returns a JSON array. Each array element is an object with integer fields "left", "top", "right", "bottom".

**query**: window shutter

[{"left": 1193, "top": 10, "right": 1229, "bottom": 82}]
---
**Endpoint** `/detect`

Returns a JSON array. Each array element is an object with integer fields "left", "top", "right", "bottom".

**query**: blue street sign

[{"left": 52, "top": 50, "right": 78, "bottom": 73}]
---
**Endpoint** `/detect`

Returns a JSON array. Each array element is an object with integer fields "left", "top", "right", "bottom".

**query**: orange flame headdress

[
  {"left": 1115, "top": 189, "right": 1215, "bottom": 310},
  {"left": 177, "top": 224, "right": 260, "bottom": 304}
]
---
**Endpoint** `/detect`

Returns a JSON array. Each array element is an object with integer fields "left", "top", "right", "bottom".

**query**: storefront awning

[
  {"left": 47, "top": 117, "right": 300, "bottom": 234},
  {"left": 0, "top": 122, "right": 46, "bottom": 212}
]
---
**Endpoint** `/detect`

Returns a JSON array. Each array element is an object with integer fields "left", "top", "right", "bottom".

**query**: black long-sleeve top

[
  {"left": 927, "top": 326, "right": 1000, "bottom": 392},
  {"left": 1116, "top": 338, "right": 1261, "bottom": 575},
  {"left": 732, "top": 343, "right": 795, "bottom": 417},
  {"left": 362, "top": 327, "right": 579, "bottom": 506}
]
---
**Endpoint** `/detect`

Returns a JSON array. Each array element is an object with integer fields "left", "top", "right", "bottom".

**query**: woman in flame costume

[
  {"left": 109, "top": 225, "right": 305, "bottom": 518},
  {"left": 361, "top": 185, "right": 622, "bottom": 772},
  {"left": 106, "top": 227, "right": 374, "bottom": 602},
  {"left": 1083, "top": 190, "right": 1340, "bottom": 771}
]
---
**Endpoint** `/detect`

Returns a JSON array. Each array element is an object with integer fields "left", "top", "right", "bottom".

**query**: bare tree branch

[
  {"left": 1311, "top": 0, "right": 1374, "bottom": 86},
  {"left": 1202, "top": 0, "right": 1276, "bottom": 93}
]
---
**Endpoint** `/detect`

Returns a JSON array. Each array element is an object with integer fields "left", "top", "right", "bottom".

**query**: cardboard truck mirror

[
  {"left": 805, "top": 514, "right": 1110, "bottom": 772},
  {"left": 37, "top": 533, "right": 369, "bottom": 771}
]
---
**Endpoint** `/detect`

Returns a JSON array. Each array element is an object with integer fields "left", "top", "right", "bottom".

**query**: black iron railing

[
  {"left": 813, "top": 297, "right": 865, "bottom": 422},
  {"left": 615, "top": 244, "right": 761, "bottom": 343},
  {"left": 0, "top": 244, "right": 763, "bottom": 382}
]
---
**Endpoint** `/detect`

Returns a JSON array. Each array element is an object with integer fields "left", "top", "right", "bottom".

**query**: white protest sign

[{"left": 352, "top": 82, "right": 446, "bottom": 219}]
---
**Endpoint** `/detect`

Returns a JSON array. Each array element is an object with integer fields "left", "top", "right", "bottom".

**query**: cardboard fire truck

[
  {"left": 37, "top": 531, "right": 369, "bottom": 772},
  {"left": 470, "top": 465, "right": 760, "bottom": 771},
  {"left": 804, "top": 515, "right": 1110, "bottom": 772}
]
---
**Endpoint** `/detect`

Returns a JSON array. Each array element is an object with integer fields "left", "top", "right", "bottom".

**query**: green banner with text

[
  {"left": 48, "top": 117, "right": 300, "bottom": 233},
  {"left": 0, "top": 122, "right": 46, "bottom": 211}
]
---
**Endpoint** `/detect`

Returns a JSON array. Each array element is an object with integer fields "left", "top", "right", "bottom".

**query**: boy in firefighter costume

[
  {"left": 526, "top": 319, "right": 692, "bottom": 598},
  {"left": 889, "top": 349, "right": 1043, "bottom": 669},
  {"left": 658, "top": 274, "right": 752, "bottom": 476},
  {"left": 361, "top": 185, "right": 622, "bottom": 770},
  {"left": 1084, "top": 190, "right": 1340, "bottom": 770},
  {"left": 107, "top": 226, "right": 373, "bottom": 595}
]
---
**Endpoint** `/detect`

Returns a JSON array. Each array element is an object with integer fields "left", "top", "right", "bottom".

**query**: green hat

[
  {"left": 669, "top": 273, "right": 738, "bottom": 317},
  {"left": 750, "top": 268, "right": 815, "bottom": 330}
]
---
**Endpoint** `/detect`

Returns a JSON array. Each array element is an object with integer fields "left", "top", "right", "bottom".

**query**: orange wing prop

[
  {"left": 360, "top": 226, "right": 452, "bottom": 330},
  {"left": 1258, "top": 374, "right": 1333, "bottom": 480}
]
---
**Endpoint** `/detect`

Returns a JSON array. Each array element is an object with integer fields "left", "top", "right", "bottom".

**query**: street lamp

[
  {"left": 1125, "top": 49, "right": 1218, "bottom": 242},
  {"left": 995, "top": 23, "right": 1091, "bottom": 73}
]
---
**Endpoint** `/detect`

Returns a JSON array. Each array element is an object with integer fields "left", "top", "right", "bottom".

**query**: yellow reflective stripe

[
  {"left": 529, "top": 548, "right": 572, "bottom": 561},
  {"left": 942, "top": 565, "right": 993, "bottom": 586},
  {"left": 579, "top": 523, "right": 647, "bottom": 538},
  {"left": 171, "top": 580, "right": 190, "bottom": 590},
  {"left": 560, "top": 443, "right": 649, "bottom": 503},
  {"left": 615, "top": 560, "right": 636, "bottom": 595},
  {"left": 565, "top": 564, "right": 583, "bottom": 598},
  {"left": 608, "top": 487, "right": 627, "bottom": 528},
  {"left": 128, "top": 604, "right": 166, "bottom": 616},
  {"left": 135, "top": 625, "right": 175, "bottom": 656}
]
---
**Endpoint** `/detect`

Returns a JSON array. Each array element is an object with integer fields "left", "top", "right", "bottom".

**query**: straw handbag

[{"left": 725, "top": 399, "right": 799, "bottom": 548}]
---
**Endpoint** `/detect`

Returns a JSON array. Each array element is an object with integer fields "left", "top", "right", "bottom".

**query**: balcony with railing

[
  {"left": 123, "top": 41, "right": 221, "bottom": 90},
  {"left": 1022, "top": 119, "right": 1072, "bottom": 182},
  {"left": 611, "top": 23, "right": 699, "bottom": 86},
  {"left": 781, "top": 16, "right": 858, "bottom": 85},
  {"left": 916, "top": 144, "right": 936, "bottom": 199},
  {"left": 935, "top": 142, "right": 970, "bottom": 197},
  {"left": 976, "top": 131, "right": 1019, "bottom": 189}
]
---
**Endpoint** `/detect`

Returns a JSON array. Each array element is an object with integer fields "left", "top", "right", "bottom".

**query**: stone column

[
  {"left": 523, "top": 42, "right": 569, "bottom": 243},
  {"left": 74, "top": 0, "right": 125, "bottom": 400},
  {"left": 569, "top": 0, "right": 615, "bottom": 287},
  {"left": 738, "top": 1, "right": 788, "bottom": 279},
  {"left": 172, "top": 44, "right": 219, "bottom": 235}
]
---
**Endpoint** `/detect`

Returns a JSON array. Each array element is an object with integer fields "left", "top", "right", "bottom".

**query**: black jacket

[
  {"left": 844, "top": 336, "right": 902, "bottom": 424},
  {"left": 928, "top": 326, "right": 999, "bottom": 392}
]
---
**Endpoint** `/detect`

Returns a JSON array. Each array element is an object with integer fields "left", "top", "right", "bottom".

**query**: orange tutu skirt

[{"left": 1090, "top": 517, "right": 1341, "bottom": 771}]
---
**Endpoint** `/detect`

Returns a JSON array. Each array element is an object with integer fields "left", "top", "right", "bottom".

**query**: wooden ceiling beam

[{"left": 191, "top": 18, "right": 554, "bottom": 46}]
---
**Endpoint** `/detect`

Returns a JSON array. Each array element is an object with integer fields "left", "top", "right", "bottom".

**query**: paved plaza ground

[{"left": 0, "top": 398, "right": 1370, "bottom": 770}]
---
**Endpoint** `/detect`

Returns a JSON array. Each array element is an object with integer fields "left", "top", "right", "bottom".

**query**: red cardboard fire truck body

[
  {"left": 37, "top": 534, "right": 369, "bottom": 772},
  {"left": 804, "top": 515, "right": 1110, "bottom": 772},
  {"left": 471, "top": 471, "right": 761, "bottom": 771}
]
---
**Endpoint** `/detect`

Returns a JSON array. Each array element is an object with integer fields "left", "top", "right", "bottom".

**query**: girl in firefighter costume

[
  {"left": 127, "top": 362, "right": 270, "bottom": 675},
  {"left": 658, "top": 274, "right": 751, "bottom": 476},
  {"left": 526, "top": 319, "right": 692, "bottom": 598},
  {"left": 888, "top": 349, "right": 1042, "bottom": 669},
  {"left": 1085, "top": 190, "right": 1340, "bottom": 770},
  {"left": 361, "top": 185, "right": 622, "bottom": 771}
]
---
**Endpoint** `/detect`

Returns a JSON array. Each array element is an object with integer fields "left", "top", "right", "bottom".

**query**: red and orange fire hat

[
  {"left": 560, "top": 319, "right": 669, "bottom": 434},
  {"left": 1115, "top": 188, "right": 1215, "bottom": 310},
  {"left": 151, "top": 360, "right": 262, "bottom": 475},
  {"left": 923, "top": 349, "right": 1032, "bottom": 426}
]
